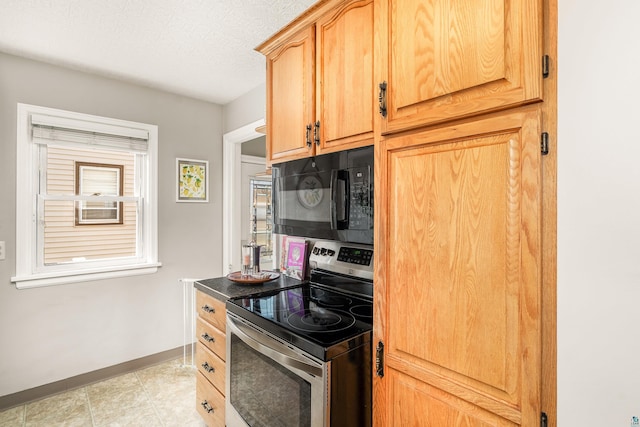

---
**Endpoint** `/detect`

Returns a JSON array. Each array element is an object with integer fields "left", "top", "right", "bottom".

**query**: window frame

[
  {"left": 13, "top": 103, "right": 160, "bottom": 289},
  {"left": 75, "top": 162, "right": 125, "bottom": 226}
]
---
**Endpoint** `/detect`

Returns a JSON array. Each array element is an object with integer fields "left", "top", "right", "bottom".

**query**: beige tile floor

[{"left": 0, "top": 358, "right": 207, "bottom": 427}]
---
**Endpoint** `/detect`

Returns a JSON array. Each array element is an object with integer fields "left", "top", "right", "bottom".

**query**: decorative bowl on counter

[{"left": 226, "top": 271, "right": 280, "bottom": 284}]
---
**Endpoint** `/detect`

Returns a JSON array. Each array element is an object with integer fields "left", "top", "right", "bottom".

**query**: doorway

[{"left": 222, "top": 119, "right": 267, "bottom": 274}]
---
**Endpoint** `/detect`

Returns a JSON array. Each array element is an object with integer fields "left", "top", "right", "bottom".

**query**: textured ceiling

[{"left": 0, "top": 0, "right": 317, "bottom": 105}]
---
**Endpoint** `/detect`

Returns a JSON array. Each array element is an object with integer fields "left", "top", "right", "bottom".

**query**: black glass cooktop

[{"left": 226, "top": 283, "right": 373, "bottom": 361}]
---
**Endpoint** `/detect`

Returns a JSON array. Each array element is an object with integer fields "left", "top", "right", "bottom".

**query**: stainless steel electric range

[{"left": 225, "top": 240, "right": 373, "bottom": 427}]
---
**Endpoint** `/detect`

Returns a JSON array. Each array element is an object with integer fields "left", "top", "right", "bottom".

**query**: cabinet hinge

[
  {"left": 541, "top": 132, "right": 550, "bottom": 155},
  {"left": 375, "top": 341, "right": 384, "bottom": 377},
  {"left": 542, "top": 55, "right": 550, "bottom": 79},
  {"left": 541, "top": 412, "right": 548, "bottom": 427}
]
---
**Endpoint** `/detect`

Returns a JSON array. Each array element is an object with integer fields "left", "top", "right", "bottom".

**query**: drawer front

[
  {"left": 196, "top": 372, "right": 225, "bottom": 427},
  {"left": 196, "top": 290, "right": 226, "bottom": 332},
  {"left": 196, "top": 342, "right": 225, "bottom": 395},
  {"left": 196, "top": 317, "right": 226, "bottom": 360}
]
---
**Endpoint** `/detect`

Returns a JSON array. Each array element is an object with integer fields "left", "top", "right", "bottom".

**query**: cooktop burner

[
  {"left": 287, "top": 309, "right": 356, "bottom": 333},
  {"left": 226, "top": 282, "right": 372, "bottom": 360}
]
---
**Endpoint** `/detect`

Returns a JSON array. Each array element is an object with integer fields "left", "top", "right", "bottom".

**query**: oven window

[{"left": 230, "top": 334, "right": 312, "bottom": 426}]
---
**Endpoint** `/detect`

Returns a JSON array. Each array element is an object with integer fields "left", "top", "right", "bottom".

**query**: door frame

[{"left": 222, "top": 118, "right": 265, "bottom": 275}]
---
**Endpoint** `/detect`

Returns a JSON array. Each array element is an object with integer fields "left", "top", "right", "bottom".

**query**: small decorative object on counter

[
  {"left": 226, "top": 270, "right": 280, "bottom": 284},
  {"left": 241, "top": 243, "right": 253, "bottom": 276},
  {"left": 282, "top": 236, "right": 309, "bottom": 280},
  {"left": 241, "top": 242, "right": 263, "bottom": 277}
]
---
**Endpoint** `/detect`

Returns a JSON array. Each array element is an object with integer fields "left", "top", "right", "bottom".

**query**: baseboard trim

[{"left": 0, "top": 345, "right": 193, "bottom": 412}]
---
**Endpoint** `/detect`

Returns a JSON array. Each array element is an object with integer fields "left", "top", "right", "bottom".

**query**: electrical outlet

[{"left": 0, "top": 241, "right": 5, "bottom": 260}]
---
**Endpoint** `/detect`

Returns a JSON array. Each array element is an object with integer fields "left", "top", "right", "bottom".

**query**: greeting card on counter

[{"left": 283, "top": 237, "right": 309, "bottom": 280}]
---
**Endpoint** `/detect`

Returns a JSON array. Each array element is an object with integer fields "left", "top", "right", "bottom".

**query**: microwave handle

[{"left": 330, "top": 169, "right": 350, "bottom": 230}]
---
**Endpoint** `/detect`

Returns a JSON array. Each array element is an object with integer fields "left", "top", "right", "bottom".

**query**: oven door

[{"left": 226, "top": 313, "right": 327, "bottom": 427}]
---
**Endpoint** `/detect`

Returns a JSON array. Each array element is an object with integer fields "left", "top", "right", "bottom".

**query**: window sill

[{"left": 11, "top": 262, "right": 163, "bottom": 289}]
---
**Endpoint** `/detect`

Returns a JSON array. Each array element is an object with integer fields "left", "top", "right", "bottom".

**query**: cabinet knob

[{"left": 201, "top": 362, "right": 215, "bottom": 373}]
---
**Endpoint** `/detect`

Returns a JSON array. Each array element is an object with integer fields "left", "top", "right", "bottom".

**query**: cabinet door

[
  {"left": 377, "top": 0, "right": 543, "bottom": 134},
  {"left": 374, "top": 108, "right": 542, "bottom": 426},
  {"left": 266, "top": 26, "right": 315, "bottom": 165},
  {"left": 316, "top": 0, "right": 374, "bottom": 153}
]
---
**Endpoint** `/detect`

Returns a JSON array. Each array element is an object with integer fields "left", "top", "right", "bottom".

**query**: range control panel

[
  {"left": 337, "top": 246, "right": 373, "bottom": 266},
  {"left": 308, "top": 240, "right": 373, "bottom": 280}
]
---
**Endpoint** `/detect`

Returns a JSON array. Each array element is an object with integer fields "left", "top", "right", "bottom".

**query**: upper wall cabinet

[
  {"left": 376, "top": 0, "right": 543, "bottom": 134},
  {"left": 316, "top": 0, "right": 374, "bottom": 153},
  {"left": 258, "top": 0, "right": 374, "bottom": 165},
  {"left": 263, "top": 26, "right": 316, "bottom": 165}
]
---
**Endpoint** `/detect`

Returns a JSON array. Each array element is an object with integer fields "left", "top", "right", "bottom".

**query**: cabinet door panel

[
  {"left": 374, "top": 109, "right": 541, "bottom": 426},
  {"left": 317, "top": 0, "right": 374, "bottom": 152},
  {"left": 266, "top": 26, "right": 315, "bottom": 165},
  {"left": 378, "top": 0, "right": 542, "bottom": 133}
]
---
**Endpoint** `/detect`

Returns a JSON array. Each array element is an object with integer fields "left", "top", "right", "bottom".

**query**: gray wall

[
  {"left": 241, "top": 136, "right": 266, "bottom": 157},
  {"left": 0, "top": 52, "right": 224, "bottom": 397},
  {"left": 223, "top": 83, "right": 266, "bottom": 133}
]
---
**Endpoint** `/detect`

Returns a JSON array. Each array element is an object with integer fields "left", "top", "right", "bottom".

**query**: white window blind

[{"left": 31, "top": 113, "right": 149, "bottom": 152}]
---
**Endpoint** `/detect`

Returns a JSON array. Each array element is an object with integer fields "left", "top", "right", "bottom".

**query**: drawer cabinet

[
  {"left": 196, "top": 290, "right": 226, "bottom": 332},
  {"left": 195, "top": 289, "right": 226, "bottom": 426},
  {"left": 196, "top": 371, "right": 225, "bottom": 427},
  {"left": 196, "top": 317, "right": 226, "bottom": 358},
  {"left": 195, "top": 339, "right": 226, "bottom": 393}
]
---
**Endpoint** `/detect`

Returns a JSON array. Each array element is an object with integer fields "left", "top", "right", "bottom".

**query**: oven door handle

[{"left": 227, "top": 314, "right": 323, "bottom": 378}]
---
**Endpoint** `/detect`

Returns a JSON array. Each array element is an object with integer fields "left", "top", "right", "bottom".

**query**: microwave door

[{"left": 331, "top": 169, "right": 350, "bottom": 230}]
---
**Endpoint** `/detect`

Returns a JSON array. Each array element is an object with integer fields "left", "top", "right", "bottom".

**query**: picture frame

[
  {"left": 176, "top": 158, "right": 209, "bottom": 203},
  {"left": 282, "top": 236, "right": 309, "bottom": 280}
]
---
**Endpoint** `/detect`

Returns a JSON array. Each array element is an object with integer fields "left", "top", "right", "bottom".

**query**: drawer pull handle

[
  {"left": 201, "top": 400, "right": 214, "bottom": 414},
  {"left": 201, "top": 333, "right": 215, "bottom": 343},
  {"left": 378, "top": 81, "right": 388, "bottom": 117},
  {"left": 202, "top": 362, "right": 215, "bottom": 373},
  {"left": 201, "top": 304, "right": 215, "bottom": 314},
  {"left": 305, "top": 124, "right": 312, "bottom": 148}
]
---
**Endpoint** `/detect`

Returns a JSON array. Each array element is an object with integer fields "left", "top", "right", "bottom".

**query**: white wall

[
  {"left": 0, "top": 52, "right": 224, "bottom": 397},
  {"left": 558, "top": 1, "right": 640, "bottom": 424}
]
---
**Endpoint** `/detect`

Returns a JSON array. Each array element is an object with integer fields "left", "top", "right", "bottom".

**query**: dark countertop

[{"left": 195, "top": 273, "right": 304, "bottom": 302}]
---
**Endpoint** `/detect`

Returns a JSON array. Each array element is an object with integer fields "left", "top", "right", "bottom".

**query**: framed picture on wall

[{"left": 176, "top": 158, "right": 209, "bottom": 202}]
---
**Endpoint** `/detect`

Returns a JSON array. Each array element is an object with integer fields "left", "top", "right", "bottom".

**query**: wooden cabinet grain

[
  {"left": 373, "top": 108, "right": 543, "bottom": 426},
  {"left": 258, "top": 0, "right": 554, "bottom": 425},
  {"left": 195, "top": 290, "right": 226, "bottom": 426},
  {"left": 259, "top": 0, "right": 374, "bottom": 165},
  {"left": 375, "top": 0, "right": 543, "bottom": 134}
]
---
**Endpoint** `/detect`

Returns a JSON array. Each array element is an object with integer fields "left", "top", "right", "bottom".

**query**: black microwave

[{"left": 271, "top": 146, "right": 373, "bottom": 245}]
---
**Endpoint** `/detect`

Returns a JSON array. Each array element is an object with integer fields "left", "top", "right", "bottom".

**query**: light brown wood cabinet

[
  {"left": 373, "top": 107, "right": 543, "bottom": 426},
  {"left": 195, "top": 290, "right": 226, "bottom": 426},
  {"left": 375, "top": 0, "right": 543, "bottom": 135},
  {"left": 259, "top": 0, "right": 555, "bottom": 425},
  {"left": 258, "top": 0, "right": 374, "bottom": 166}
]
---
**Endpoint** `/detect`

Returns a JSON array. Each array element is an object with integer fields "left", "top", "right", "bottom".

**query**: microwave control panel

[{"left": 348, "top": 166, "right": 372, "bottom": 230}]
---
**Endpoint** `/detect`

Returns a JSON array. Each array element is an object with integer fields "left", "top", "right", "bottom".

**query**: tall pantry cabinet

[{"left": 372, "top": 0, "right": 552, "bottom": 426}]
